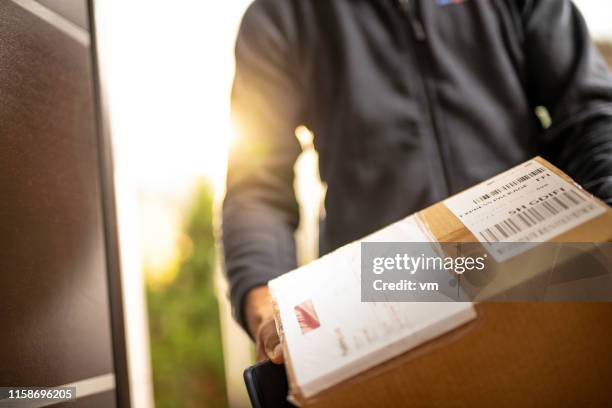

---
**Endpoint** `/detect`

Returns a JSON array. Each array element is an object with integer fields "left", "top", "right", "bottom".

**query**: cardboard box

[{"left": 269, "top": 157, "right": 612, "bottom": 407}]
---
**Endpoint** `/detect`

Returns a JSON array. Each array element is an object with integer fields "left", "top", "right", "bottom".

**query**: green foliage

[{"left": 147, "top": 183, "right": 228, "bottom": 408}]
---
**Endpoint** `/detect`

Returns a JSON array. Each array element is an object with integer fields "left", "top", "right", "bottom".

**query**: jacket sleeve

[
  {"left": 521, "top": 0, "right": 612, "bottom": 204},
  {"left": 221, "top": 1, "right": 303, "bottom": 331}
]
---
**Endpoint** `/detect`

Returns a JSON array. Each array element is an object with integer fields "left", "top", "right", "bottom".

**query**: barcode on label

[
  {"left": 477, "top": 189, "right": 587, "bottom": 243},
  {"left": 473, "top": 167, "right": 546, "bottom": 205}
]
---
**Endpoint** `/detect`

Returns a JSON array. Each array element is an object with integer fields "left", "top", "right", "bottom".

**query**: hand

[{"left": 245, "top": 286, "right": 284, "bottom": 364}]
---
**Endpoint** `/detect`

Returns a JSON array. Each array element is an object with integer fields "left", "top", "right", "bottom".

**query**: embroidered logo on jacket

[{"left": 436, "top": 0, "right": 468, "bottom": 6}]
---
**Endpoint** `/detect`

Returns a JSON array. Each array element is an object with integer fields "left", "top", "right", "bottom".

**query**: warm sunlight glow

[
  {"left": 97, "top": 1, "right": 251, "bottom": 277},
  {"left": 295, "top": 125, "right": 315, "bottom": 148}
]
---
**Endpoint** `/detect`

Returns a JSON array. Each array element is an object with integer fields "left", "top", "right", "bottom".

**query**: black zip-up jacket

[{"left": 222, "top": 0, "right": 612, "bottom": 330}]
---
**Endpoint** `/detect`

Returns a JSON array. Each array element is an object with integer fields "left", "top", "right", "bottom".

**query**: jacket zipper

[{"left": 398, "top": 0, "right": 452, "bottom": 197}]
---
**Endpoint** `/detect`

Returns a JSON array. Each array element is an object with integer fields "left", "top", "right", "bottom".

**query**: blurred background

[{"left": 93, "top": 1, "right": 612, "bottom": 407}]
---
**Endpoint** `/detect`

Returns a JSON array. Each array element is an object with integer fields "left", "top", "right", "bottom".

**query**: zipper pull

[{"left": 398, "top": 0, "right": 427, "bottom": 41}]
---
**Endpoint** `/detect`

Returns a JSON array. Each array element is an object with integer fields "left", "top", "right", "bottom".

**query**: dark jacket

[{"left": 222, "top": 0, "right": 612, "bottom": 330}]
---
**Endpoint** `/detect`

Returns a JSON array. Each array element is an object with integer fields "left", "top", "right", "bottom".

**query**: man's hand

[{"left": 245, "top": 286, "right": 284, "bottom": 364}]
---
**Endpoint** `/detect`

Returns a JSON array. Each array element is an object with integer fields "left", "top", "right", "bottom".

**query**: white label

[
  {"left": 444, "top": 159, "right": 605, "bottom": 261},
  {"left": 269, "top": 216, "right": 476, "bottom": 399}
]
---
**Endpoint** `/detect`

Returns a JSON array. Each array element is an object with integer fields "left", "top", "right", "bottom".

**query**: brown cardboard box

[
  {"left": 272, "top": 157, "right": 612, "bottom": 407},
  {"left": 305, "top": 302, "right": 612, "bottom": 407}
]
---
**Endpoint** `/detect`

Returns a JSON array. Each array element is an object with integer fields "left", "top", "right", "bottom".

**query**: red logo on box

[{"left": 294, "top": 299, "right": 320, "bottom": 334}]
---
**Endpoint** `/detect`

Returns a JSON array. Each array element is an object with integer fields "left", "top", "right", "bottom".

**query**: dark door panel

[{"left": 0, "top": 1, "right": 123, "bottom": 406}]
